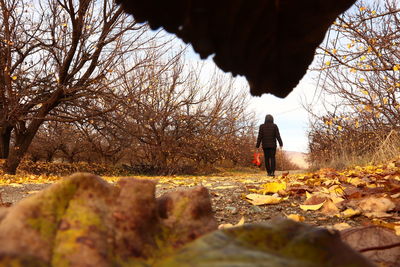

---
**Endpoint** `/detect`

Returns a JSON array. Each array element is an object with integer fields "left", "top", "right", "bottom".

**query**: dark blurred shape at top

[{"left": 116, "top": 0, "right": 356, "bottom": 97}]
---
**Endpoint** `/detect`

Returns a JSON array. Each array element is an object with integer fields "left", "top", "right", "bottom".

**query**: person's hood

[{"left": 265, "top": 114, "right": 274, "bottom": 123}]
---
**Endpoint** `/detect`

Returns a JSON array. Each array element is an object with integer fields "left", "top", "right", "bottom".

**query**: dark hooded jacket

[{"left": 256, "top": 115, "right": 283, "bottom": 148}]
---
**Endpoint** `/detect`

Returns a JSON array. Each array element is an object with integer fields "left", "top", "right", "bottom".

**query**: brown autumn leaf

[
  {"left": 341, "top": 226, "right": 400, "bottom": 266},
  {"left": 332, "top": 222, "right": 351, "bottom": 231},
  {"left": 358, "top": 197, "right": 395, "bottom": 218},
  {"left": 321, "top": 199, "right": 340, "bottom": 216},
  {"left": 344, "top": 186, "right": 364, "bottom": 199},
  {"left": 304, "top": 194, "right": 327, "bottom": 205}
]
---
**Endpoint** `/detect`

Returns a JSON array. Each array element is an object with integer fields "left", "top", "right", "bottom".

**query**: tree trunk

[
  {"left": 4, "top": 123, "right": 42, "bottom": 174},
  {"left": 0, "top": 126, "right": 12, "bottom": 159}
]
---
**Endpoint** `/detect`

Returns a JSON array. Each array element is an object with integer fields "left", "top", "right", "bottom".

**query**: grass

[{"left": 310, "top": 130, "right": 400, "bottom": 171}]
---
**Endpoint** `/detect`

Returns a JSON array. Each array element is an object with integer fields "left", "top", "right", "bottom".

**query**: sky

[{"left": 248, "top": 74, "right": 317, "bottom": 153}]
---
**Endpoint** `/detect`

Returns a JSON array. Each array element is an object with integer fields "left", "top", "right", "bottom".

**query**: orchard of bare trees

[
  {"left": 307, "top": 0, "right": 400, "bottom": 168},
  {"left": 0, "top": 0, "right": 258, "bottom": 175}
]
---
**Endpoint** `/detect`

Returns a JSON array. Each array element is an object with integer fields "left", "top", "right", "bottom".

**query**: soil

[{"left": 0, "top": 169, "right": 372, "bottom": 228}]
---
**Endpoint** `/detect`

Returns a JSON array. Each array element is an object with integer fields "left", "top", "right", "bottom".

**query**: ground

[
  {"left": 1, "top": 165, "right": 400, "bottom": 265},
  {"left": 1, "top": 166, "right": 399, "bottom": 230}
]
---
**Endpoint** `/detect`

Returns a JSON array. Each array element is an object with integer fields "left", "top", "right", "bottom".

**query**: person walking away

[{"left": 256, "top": 114, "right": 283, "bottom": 176}]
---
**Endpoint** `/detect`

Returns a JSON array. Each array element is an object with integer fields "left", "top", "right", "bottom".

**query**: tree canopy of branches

[
  {"left": 307, "top": 0, "right": 400, "bottom": 167},
  {"left": 0, "top": 0, "right": 167, "bottom": 174},
  {"left": 27, "top": 54, "right": 257, "bottom": 175}
]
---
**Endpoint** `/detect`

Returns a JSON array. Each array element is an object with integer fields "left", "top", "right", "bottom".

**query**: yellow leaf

[
  {"left": 333, "top": 222, "right": 351, "bottom": 231},
  {"left": 359, "top": 78, "right": 365, "bottom": 82},
  {"left": 320, "top": 187, "right": 330, "bottom": 194},
  {"left": 383, "top": 98, "right": 388, "bottom": 105},
  {"left": 287, "top": 214, "right": 305, "bottom": 222},
  {"left": 306, "top": 191, "right": 312, "bottom": 199},
  {"left": 350, "top": 68, "right": 356, "bottom": 73},
  {"left": 395, "top": 225, "right": 400, "bottom": 236},
  {"left": 337, "top": 126, "right": 343, "bottom": 131},
  {"left": 11, "top": 76, "right": 17, "bottom": 80},
  {"left": 218, "top": 223, "right": 234, "bottom": 229},
  {"left": 218, "top": 217, "right": 245, "bottom": 230},
  {"left": 393, "top": 65, "right": 399, "bottom": 71},
  {"left": 260, "top": 182, "right": 286, "bottom": 194},
  {"left": 213, "top": 185, "right": 236, "bottom": 190},
  {"left": 329, "top": 185, "right": 344, "bottom": 197},
  {"left": 347, "top": 177, "right": 365, "bottom": 187},
  {"left": 300, "top": 201, "right": 325, "bottom": 211},
  {"left": 330, "top": 195, "right": 345, "bottom": 204},
  {"left": 391, "top": 193, "right": 400, "bottom": 198},
  {"left": 360, "top": 55, "right": 366, "bottom": 61},
  {"left": 26, "top": 190, "right": 40, "bottom": 195},
  {"left": 61, "top": 23, "right": 67, "bottom": 27},
  {"left": 367, "top": 46, "right": 372, "bottom": 53},
  {"left": 361, "top": 90, "right": 368, "bottom": 95},
  {"left": 236, "top": 216, "right": 245, "bottom": 226},
  {"left": 332, "top": 49, "right": 337, "bottom": 54},
  {"left": 359, "top": 6, "right": 366, "bottom": 11},
  {"left": 364, "top": 105, "right": 372, "bottom": 112},
  {"left": 245, "top": 194, "right": 286, "bottom": 205},
  {"left": 325, "top": 61, "right": 331, "bottom": 66},
  {"left": 342, "top": 208, "right": 361, "bottom": 218}
]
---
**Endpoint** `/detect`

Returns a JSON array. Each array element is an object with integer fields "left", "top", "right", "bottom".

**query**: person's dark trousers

[{"left": 263, "top": 148, "right": 276, "bottom": 176}]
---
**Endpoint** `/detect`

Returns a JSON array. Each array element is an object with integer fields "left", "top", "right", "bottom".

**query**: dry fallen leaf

[
  {"left": 391, "top": 192, "right": 400, "bottom": 198},
  {"left": 320, "top": 199, "right": 340, "bottom": 216},
  {"left": 300, "top": 201, "right": 325, "bottom": 211},
  {"left": 341, "top": 208, "right": 361, "bottom": 218},
  {"left": 359, "top": 197, "right": 395, "bottom": 218},
  {"left": 259, "top": 182, "right": 286, "bottom": 194},
  {"left": 245, "top": 194, "right": 286, "bottom": 205},
  {"left": 26, "top": 190, "right": 40, "bottom": 195},
  {"left": 304, "top": 194, "right": 326, "bottom": 205},
  {"left": 9, "top": 183, "right": 23, "bottom": 187},
  {"left": 347, "top": 177, "right": 366, "bottom": 187},
  {"left": 218, "top": 216, "right": 245, "bottom": 230},
  {"left": 286, "top": 214, "right": 305, "bottom": 222},
  {"left": 333, "top": 222, "right": 351, "bottom": 231},
  {"left": 213, "top": 185, "right": 237, "bottom": 190},
  {"left": 395, "top": 225, "right": 400, "bottom": 236},
  {"left": 341, "top": 226, "right": 400, "bottom": 266}
]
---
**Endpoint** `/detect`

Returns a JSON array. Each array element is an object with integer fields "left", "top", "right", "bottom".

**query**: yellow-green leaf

[{"left": 300, "top": 201, "right": 325, "bottom": 211}]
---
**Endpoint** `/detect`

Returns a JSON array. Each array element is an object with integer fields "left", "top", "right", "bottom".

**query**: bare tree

[
  {"left": 307, "top": 0, "right": 400, "bottom": 167},
  {"left": 74, "top": 52, "right": 256, "bottom": 174},
  {"left": 0, "top": 0, "right": 165, "bottom": 173}
]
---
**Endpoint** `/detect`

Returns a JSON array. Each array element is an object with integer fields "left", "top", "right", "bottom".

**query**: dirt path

[{"left": 0, "top": 170, "right": 369, "bottom": 228}]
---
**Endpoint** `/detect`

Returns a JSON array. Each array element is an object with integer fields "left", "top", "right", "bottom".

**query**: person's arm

[
  {"left": 256, "top": 125, "right": 263, "bottom": 148},
  {"left": 276, "top": 125, "right": 283, "bottom": 147}
]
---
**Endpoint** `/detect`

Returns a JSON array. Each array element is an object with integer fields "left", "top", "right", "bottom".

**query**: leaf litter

[{"left": 1, "top": 159, "right": 400, "bottom": 265}]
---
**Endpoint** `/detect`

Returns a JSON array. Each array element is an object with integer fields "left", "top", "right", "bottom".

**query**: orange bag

[{"left": 252, "top": 152, "right": 261, "bottom": 166}]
